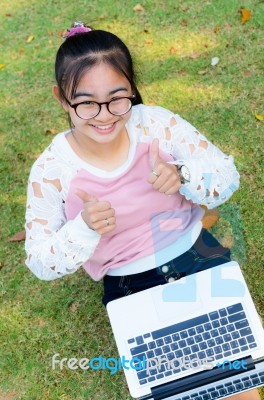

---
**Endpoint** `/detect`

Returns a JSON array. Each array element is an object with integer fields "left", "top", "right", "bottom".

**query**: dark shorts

[{"left": 102, "top": 229, "right": 231, "bottom": 306}]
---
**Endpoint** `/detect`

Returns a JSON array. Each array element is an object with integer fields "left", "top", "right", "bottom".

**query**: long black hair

[{"left": 55, "top": 27, "right": 143, "bottom": 104}]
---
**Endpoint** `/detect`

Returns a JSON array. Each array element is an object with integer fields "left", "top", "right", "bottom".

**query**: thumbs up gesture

[
  {"left": 75, "top": 188, "right": 116, "bottom": 235},
  {"left": 148, "top": 138, "right": 181, "bottom": 196}
]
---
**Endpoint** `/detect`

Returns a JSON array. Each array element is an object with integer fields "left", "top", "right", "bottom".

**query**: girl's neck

[{"left": 68, "top": 128, "right": 130, "bottom": 171}]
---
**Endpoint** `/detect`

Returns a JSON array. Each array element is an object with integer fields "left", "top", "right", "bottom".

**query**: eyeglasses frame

[{"left": 65, "top": 95, "right": 136, "bottom": 120}]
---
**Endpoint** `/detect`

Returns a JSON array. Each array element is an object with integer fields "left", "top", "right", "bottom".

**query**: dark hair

[{"left": 55, "top": 28, "right": 143, "bottom": 104}]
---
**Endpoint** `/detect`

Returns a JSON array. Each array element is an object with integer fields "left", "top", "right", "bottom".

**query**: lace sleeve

[
  {"left": 168, "top": 115, "right": 240, "bottom": 208},
  {"left": 139, "top": 106, "right": 240, "bottom": 209},
  {"left": 25, "top": 152, "right": 100, "bottom": 280}
]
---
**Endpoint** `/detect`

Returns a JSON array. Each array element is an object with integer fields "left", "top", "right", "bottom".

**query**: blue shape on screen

[{"left": 162, "top": 274, "right": 197, "bottom": 302}]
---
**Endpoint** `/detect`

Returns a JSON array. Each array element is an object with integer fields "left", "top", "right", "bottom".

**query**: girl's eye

[
  {"left": 80, "top": 101, "right": 97, "bottom": 108},
  {"left": 111, "top": 98, "right": 123, "bottom": 104}
]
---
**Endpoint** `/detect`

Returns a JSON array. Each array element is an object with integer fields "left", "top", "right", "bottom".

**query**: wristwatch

[{"left": 177, "top": 165, "right": 191, "bottom": 184}]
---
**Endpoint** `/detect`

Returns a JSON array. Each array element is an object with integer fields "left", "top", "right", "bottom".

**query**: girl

[{"left": 25, "top": 22, "right": 260, "bottom": 400}]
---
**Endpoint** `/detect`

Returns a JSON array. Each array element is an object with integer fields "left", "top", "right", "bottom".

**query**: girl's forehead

[{"left": 76, "top": 63, "right": 131, "bottom": 94}]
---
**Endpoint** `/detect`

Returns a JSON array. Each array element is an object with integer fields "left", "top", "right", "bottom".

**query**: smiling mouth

[
  {"left": 91, "top": 123, "right": 115, "bottom": 130},
  {"left": 89, "top": 122, "right": 118, "bottom": 134}
]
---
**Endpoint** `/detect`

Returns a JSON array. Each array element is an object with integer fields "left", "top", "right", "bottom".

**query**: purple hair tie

[{"left": 64, "top": 22, "right": 92, "bottom": 39}]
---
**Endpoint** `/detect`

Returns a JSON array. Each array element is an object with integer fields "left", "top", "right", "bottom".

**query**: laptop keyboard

[
  {"left": 175, "top": 368, "right": 264, "bottom": 400},
  {"left": 126, "top": 303, "right": 257, "bottom": 386}
]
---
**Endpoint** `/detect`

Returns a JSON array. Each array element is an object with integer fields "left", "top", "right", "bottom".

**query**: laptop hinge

[{"left": 151, "top": 355, "right": 255, "bottom": 400}]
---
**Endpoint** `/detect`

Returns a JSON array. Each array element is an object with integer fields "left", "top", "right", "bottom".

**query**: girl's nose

[{"left": 94, "top": 104, "right": 113, "bottom": 122}]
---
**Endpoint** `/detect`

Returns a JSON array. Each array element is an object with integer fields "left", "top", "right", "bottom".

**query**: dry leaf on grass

[
  {"left": 133, "top": 4, "right": 145, "bottom": 11},
  {"left": 9, "top": 230, "right": 26, "bottom": 242},
  {"left": 201, "top": 208, "right": 219, "bottom": 229},
  {"left": 240, "top": 9, "right": 251, "bottom": 24},
  {"left": 69, "top": 302, "right": 79, "bottom": 312},
  {"left": 198, "top": 70, "right": 208, "bottom": 75},
  {"left": 26, "top": 34, "right": 35, "bottom": 43},
  {"left": 45, "top": 128, "right": 57, "bottom": 135},
  {"left": 255, "top": 113, "right": 264, "bottom": 121},
  {"left": 0, "top": 64, "right": 5, "bottom": 70}
]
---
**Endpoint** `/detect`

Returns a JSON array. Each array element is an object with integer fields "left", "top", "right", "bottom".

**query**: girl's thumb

[{"left": 75, "top": 188, "right": 97, "bottom": 203}]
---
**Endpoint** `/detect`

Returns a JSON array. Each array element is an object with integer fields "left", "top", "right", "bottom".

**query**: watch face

[{"left": 181, "top": 165, "right": 190, "bottom": 182}]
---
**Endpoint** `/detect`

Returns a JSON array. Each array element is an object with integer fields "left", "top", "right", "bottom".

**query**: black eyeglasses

[{"left": 65, "top": 95, "right": 136, "bottom": 120}]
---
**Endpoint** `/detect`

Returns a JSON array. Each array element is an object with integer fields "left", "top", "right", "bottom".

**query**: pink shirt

[{"left": 65, "top": 142, "right": 203, "bottom": 279}]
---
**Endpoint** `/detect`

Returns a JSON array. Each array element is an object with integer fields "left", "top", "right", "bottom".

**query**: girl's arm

[
  {"left": 155, "top": 110, "right": 240, "bottom": 208},
  {"left": 25, "top": 156, "right": 100, "bottom": 281}
]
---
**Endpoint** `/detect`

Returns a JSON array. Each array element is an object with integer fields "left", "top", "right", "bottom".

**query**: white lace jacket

[{"left": 25, "top": 105, "right": 240, "bottom": 281}]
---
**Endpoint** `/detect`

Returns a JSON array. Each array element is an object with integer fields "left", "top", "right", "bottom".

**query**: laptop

[{"left": 107, "top": 261, "right": 264, "bottom": 399}]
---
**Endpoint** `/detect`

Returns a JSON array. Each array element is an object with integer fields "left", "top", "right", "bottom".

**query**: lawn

[{"left": 0, "top": 0, "right": 263, "bottom": 399}]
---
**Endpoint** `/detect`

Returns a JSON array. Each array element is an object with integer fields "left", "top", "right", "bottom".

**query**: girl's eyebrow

[
  {"left": 109, "top": 87, "right": 129, "bottom": 96},
  {"left": 74, "top": 87, "right": 129, "bottom": 99}
]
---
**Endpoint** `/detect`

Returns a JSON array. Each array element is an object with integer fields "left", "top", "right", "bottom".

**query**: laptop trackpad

[{"left": 151, "top": 275, "right": 204, "bottom": 323}]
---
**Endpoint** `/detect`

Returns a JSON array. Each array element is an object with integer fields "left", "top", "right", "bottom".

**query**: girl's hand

[
  {"left": 148, "top": 138, "right": 181, "bottom": 195},
  {"left": 75, "top": 189, "right": 116, "bottom": 235}
]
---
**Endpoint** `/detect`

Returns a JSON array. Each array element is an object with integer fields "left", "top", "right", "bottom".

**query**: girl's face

[{"left": 63, "top": 62, "right": 133, "bottom": 145}]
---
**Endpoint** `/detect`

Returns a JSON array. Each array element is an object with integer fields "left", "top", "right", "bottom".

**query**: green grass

[{"left": 0, "top": 0, "right": 263, "bottom": 398}]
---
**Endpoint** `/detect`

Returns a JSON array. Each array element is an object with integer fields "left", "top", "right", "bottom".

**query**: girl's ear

[{"left": 52, "top": 85, "right": 68, "bottom": 112}]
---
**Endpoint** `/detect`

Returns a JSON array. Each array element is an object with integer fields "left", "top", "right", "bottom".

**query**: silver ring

[
  {"left": 104, "top": 218, "right": 110, "bottom": 227},
  {"left": 152, "top": 170, "right": 160, "bottom": 177}
]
